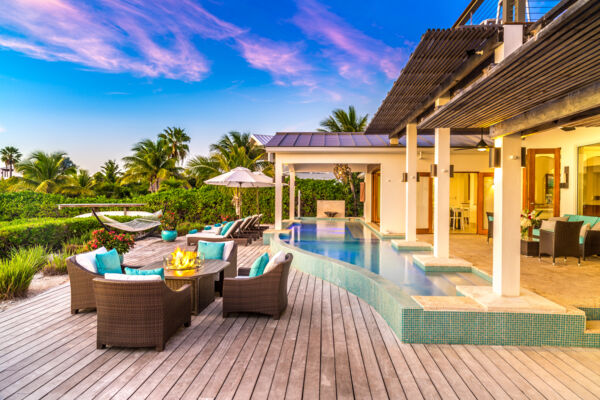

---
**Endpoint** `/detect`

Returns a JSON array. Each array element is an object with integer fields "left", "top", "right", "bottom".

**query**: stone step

[
  {"left": 456, "top": 272, "right": 490, "bottom": 286},
  {"left": 585, "top": 320, "right": 600, "bottom": 333}
]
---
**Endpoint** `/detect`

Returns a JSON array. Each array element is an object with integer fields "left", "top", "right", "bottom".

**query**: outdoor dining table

[{"left": 141, "top": 259, "right": 230, "bottom": 315}]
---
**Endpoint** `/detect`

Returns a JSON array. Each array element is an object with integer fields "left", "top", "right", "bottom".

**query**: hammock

[{"left": 92, "top": 209, "right": 162, "bottom": 239}]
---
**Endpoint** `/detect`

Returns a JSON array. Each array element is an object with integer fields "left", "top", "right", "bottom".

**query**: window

[{"left": 578, "top": 143, "right": 600, "bottom": 216}]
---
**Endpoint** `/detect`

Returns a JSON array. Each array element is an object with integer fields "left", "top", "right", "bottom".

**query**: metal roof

[
  {"left": 266, "top": 133, "right": 390, "bottom": 147},
  {"left": 365, "top": 25, "right": 501, "bottom": 135},
  {"left": 250, "top": 134, "right": 274, "bottom": 146},
  {"left": 419, "top": 0, "right": 600, "bottom": 129},
  {"left": 266, "top": 132, "right": 492, "bottom": 148}
]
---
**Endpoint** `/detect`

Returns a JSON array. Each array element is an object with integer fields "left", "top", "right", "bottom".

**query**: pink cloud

[{"left": 293, "top": 0, "right": 407, "bottom": 80}]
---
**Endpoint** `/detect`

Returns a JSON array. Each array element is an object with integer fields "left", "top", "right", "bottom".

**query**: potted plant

[
  {"left": 87, "top": 229, "right": 135, "bottom": 262},
  {"left": 161, "top": 211, "right": 178, "bottom": 242},
  {"left": 520, "top": 209, "right": 542, "bottom": 239}
]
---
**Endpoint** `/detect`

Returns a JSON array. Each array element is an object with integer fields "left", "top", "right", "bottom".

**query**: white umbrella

[{"left": 204, "top": 167, "right": 274, "bottom": 217}]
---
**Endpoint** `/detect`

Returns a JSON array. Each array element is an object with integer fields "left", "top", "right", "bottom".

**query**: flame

[{"left": 169, "top": 247, "right": 197, "bottom": 269}]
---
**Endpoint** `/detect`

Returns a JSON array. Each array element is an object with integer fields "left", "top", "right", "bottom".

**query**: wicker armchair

[
  {"left": 581, "top": 228, "right": 600, "bottom": 260},
  {"left": 93, "top": 278, "right": 191, "bottom": 351},
  {"left": 66, "top": 256, "right": 108, "bottom": 314},
  {"left": 222, "top": 253, "right": 293, "bottom": 319},
  {"left": 539, "top": 220, "right": 583, "bottom": 265}
]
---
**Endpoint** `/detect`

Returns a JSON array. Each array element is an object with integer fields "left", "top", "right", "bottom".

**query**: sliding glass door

[{"left": 578, "top": 143, "right": 600, "bottom": 216}]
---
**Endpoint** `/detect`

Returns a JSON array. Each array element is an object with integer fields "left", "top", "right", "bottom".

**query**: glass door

[
  {"left": 578, "top": 143, "right": 600, "bottom": 216},
  {"left": 477, "top": 172, "right": 494, "bottom": 235}
]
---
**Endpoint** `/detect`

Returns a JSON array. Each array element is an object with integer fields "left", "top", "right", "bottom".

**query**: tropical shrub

[
  {"left": 43, "top": 251, "right": 72, "bottom": 275},
  {"left": 87, "top": 229, "right": 135, "bottom": 254},
  {"left": 0, "top": 246, "right": 47, "bottom": 299},
  {"left": 160, "top": 211, "right": 177, "bottom": 231}
]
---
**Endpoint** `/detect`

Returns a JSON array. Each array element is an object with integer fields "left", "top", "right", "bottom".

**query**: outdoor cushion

[
  {"left": 222, "top": 241, "right": 234, "bottom": 260},
  {"left": 95, "top": 249, "right": 122, "bottom": 275},
  {"left": 540, "top": 220, "right": 555, "bottom": 232},
  {"left": 75, "top": 247, "right": 107, "bottom": 273},
  {"left": 197, "top": 241, "right": 225, "bottom": 260},
  {"left": 214, "top": 223, "right": 222, "bottom": 227},
  {"left": 264, "top": 251, "right": 286, "bottom": 274},
  {"left": 188, "top": 229, "right": 198, "bottom": 234},
  {"left": 592, "top": 222, "right": 600, "bottom": 231},
  {"left": 204, "top": 226, "right": 212, "bottom": 230},
  {"left": 565, "top": 215, "right": 599, "bottom": 226},
  {"left": 220, "top": 221, "right": 235, "bottom": 236},
  {"left": 580, "top": 223, "right": 591, "bottom": 239},
  {"left": 125, "top": 267, "right": 165, "bottom": 280},
  {"left": 249, "top": 253, "right": 269, "bottom": 277},
  {"left": 550, "top": 216, "right": 569, "bottom": 222},
  {"left": 104, "top": 273, "right": 162, "bottom": 281}
]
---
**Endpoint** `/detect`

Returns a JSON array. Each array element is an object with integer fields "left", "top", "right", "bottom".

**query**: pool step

[
  {"left": 456, "top": 272, "right": 490, "bottom": 286},
  {"left": 586, "top": 320, "right": 600, "bottom": 333},
  {"left": 441, "top": 273, "right": 474, "bottom": 288}
]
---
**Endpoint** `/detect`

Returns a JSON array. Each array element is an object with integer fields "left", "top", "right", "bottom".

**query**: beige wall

[
  {"left": 523, "top": 127, "right": 600, "bottom": 215},
  {"left": 316, "top": 200, "right": 345, "bottom": 218},
  {"left": 272, "top": 147, "right": 491, "bottom": 235}
]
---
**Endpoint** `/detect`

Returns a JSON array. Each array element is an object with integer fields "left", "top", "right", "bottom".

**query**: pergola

[{"left": 365, "top": 0, "right": 600, "bottom": 302}]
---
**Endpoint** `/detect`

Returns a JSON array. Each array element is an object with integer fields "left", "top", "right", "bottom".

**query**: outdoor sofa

[
  {"left": 535, "top": 214, "right": 600, "bottom": 260},
  {"left": 93, "top": 276, "right": 191, "bottom": 351}
]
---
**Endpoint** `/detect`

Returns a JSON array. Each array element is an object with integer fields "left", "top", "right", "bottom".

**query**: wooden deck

[{"left": 1, "top": 238, "right": 600, "bottom": 399}]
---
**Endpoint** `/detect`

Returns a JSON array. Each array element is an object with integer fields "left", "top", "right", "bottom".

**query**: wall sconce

[
  {"left": 560, "top": 166, "right": 569, "bottom": 189},
  {"left": 430, "top": 164, "right": 454, "bottom": 177},
  {"left": 416, "top": 172, "right": 421, "bottom": 182},
  {"left": 400, "top": 172, "right": 408, "bottom": 182},
  {"left": 489, "top": 147, "right": 527, "bottom": 167},
  {"left": 430, "top": 164, "right": 437, "bottom": 177}
]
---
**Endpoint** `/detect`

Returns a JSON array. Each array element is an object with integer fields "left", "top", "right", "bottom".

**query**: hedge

[{"left": 0, "top": 178, "right": 362, "bottom": 224}]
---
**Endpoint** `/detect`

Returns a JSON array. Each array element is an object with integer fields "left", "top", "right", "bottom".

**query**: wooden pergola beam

[
  {"left": 489, "top": 80, "right": 600, "bottom": 137},
  {"left": 390, "top": 32, "right": 501, "bottom": 138}
]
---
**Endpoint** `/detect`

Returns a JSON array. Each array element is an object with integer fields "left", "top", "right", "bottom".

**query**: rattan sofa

[
  {"left": 93, "top": 278, "right": 191, "bottom": 351},
  {"left": 66, "top": 255, "right": 116, "bottom": 314},
  {"left": 222, "top": 253, "right": 293, "bottom": 319}
]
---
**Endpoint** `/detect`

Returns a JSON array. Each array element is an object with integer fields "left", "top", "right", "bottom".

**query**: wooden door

[
  {"left": 371, "top": 169, "right": 380, "bottom": 224},
  {"left": 524, "top": 148, "right": 561, "bottom": 218},
  {"left": 416, "top": 172, "right": 433, "bottom": 233},
  {"left": 477, "top": 172, "right": 494, "bottom": 235}
]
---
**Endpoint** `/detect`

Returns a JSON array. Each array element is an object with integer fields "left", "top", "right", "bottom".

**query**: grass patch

[{"left": 0, "top": 246, "right": 47, "bottom": 300}]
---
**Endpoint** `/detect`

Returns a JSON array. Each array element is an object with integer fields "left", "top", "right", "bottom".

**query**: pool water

[{"left": 284, "top": 220, "right": 488, "bottom": 302}]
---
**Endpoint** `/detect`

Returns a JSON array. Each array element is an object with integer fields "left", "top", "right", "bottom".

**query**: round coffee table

[{"left": 142, "top": 259, "right": 230, "bottom": 315}]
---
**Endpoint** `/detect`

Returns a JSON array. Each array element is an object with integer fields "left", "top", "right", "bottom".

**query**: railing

[{"left": 456, "top": 0, "right": 561, "bottom": 26}]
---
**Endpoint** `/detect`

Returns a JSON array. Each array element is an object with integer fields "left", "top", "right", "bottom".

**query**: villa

[{"left": 1, "top": 0, "right": 600, "bottom": 398}]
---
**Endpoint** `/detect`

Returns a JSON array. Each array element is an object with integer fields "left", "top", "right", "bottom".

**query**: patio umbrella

[{"left": 204, "top": 167, "right": 274, "bottom": 217}]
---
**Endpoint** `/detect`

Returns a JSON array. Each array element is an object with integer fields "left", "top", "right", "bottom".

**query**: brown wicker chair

[
  {"left": 539, "top": 220, "right": 583, "bottom": 265},
  {"left": 66, "top": 256, "right": 112, "bottom": 314},
  {"left": 93, "top": 278, "right": 191, "bottom": 351},
  {"left": 581, "top": 228, "right": 600, "bottom": 260},
  {"left": 222, "top": 253, "right": 293, "bottom": 319}
]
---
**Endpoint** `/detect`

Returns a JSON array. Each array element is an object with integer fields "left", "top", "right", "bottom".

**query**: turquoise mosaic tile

[
  {"left": 578, "top": 307, "right": 600, "bottom": 320},
  {"left": 271, "top": 235, "right": 599, "bottom": 348}
]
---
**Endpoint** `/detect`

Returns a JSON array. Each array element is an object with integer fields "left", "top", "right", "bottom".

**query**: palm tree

[
  {"left": 187, "top": 131, "right": 268, "bottom": 183},
  {"left": 318, "top": 106, "right": 368, "bottom": 132},
  {"left": 1, "top": 146, "right": 22, "bottom": 178},
  {"left": 60, "top": 169, "right": 96, "bottom": 197},
  {"left": 97, "top": 160, "right": 122, "bottom": 184},
  {"left": 122, "top": 139, "right": 179, "bottom": 193},
  {"left": 158, "top": 127, "right": 190, "bottom": 164},
  {"left": 15, "top": 151, "right": 76, "bottom": 193}
]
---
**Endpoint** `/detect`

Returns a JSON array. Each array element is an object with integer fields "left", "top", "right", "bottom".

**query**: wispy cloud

[{"left": 293, "top": 0, "right": 407, "bottom": 81}]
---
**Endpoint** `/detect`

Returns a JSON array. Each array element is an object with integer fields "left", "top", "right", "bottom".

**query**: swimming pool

[{"left": 283, "top": 220, "right": 489, "bottom": 305}]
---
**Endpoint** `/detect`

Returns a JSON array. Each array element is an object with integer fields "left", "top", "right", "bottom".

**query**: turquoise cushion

[
  {"left": 204, "top": 226, "right": 212, "bottom": 230},
  {"left": 214, "top": 223, "right": 222, "bottom": 227},
  {"left": 96, "top": 249, "right": 122, "bottom": 274},
  {"left": 197, "top": 241, "right": 225, "bottom": 260},
  {"left": 188, "top": 229, "right": 198, "bottom": 234},
  {"left": 220, "top": 221, "right": 235, "bottom": 236},
  {"left": 249, "top": 253, "right": 269, "bottom": 277},
  {"left": 532, "top": 228, "right": 540, "bottom": 237},
  {"left": 580, "top": 237, "right": 585, "bottom": 245},
  {"left": 124, "top": 267, "right": 165, "bottom": 279},
  {"left": 566, "top": 215, "right": 600, "bottom": 227}
]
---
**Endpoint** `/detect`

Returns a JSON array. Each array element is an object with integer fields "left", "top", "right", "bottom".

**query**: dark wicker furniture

[
  {"left": 143, "top": 259, "right": 231, "bottom": 315},
  {"left": 539, "top": 220, "right": 583, "bottom": 265},
  {"left": 486, "top": 212, "right": 493, "bottom": 243},
  {"left": 222, "top": 253, "right": 293, "bottom": 319},
  {"left": 93, "top": 278, "right": 191, "bottom": 351},
  {"left": 520, "top": 238, "right": 539, "bottom": 256},
  {"left": 581, "top": 228, "right": 600, "bottom": 260}
]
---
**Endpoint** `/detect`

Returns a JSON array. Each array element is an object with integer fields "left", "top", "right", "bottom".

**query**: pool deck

[
  {"left": 2, "top": 238, "right": 600, "bottom": 398},
  {"left": 418, "top": 233, "right": 600, "bottom": 309}
]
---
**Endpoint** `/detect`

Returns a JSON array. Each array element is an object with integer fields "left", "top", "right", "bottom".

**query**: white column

[
  {"left": 274, "top": 159, "right": 283, "bottom": 230},
  {"left": 493, "top": 134, "right": 522, "bottom": 296},
  {"left": 405, "top": 123, "right": 418, "bottom": 241},
  {"left": 289, "top": 167, "right": 295, "bottom": 221},
  {"left": 434, "top": 127, "right": 450, "bottom": 258}
]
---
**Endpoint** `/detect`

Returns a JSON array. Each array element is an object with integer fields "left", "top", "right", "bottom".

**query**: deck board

[{"left": 1, "top": 237, "right": 600, "bottom": 399}]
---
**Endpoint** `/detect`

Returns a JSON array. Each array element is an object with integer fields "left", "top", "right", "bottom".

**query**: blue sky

[{"left": 0, "top": 0, "right": 467, "bottom": 172}]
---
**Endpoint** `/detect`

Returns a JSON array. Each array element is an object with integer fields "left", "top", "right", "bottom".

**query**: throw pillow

[
  {"left": 222, "top": 241, "right": 235, "bottom": 260},
  {"left": 96, "top": 249, "right": 122, "bottom": 275},
  {"left": 249, "top": 253, "right": 270, "bottom": 277},
  {"left": 549, "top": 216, "right": 569, "bottom": 222},
  {"left": 125, "top": 267, "right": 165, "bottom": 280},
  {"left": 188, "top": 229, "right": 198, "bottom": 234},
  {"left": 540, "top": 220, "right": 556, "bottom": 232},
  {"left": 220, "top": 221, "right": 235, "bottom": 236},
  {"left": 104, "top": 273, "right": 162, "bottom": 281},
  {"left": 197, "top": 241, "right": 226, "bottom": 260},
  {"left": 263, "top": 251, "right": 286, "bottom": 274},
  {"left": 580, "top": 223, "right": 591, "bottom": 238},
  {"left": 204, "top": 226, "right": 212, "bottom": 230},
  {"left": 75, "top": 247, "right": 107, "bottom": 273}
]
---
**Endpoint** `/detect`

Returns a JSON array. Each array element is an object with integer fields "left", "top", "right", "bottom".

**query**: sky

[{"left": 0, "top": 0, "right": 468, "bottom": 172}]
